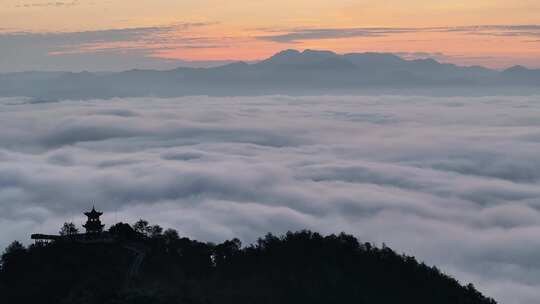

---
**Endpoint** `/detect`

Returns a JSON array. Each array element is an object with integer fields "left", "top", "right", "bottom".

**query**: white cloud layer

[{"left": 1, "top": 95, "right": 540, "bottom": 304}]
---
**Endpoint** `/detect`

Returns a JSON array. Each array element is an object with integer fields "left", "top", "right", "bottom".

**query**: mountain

[
  {"left": 0, "top": 229, "right": 496, "bottom": 304},
  {"left": 0, "top": 49, "right": 538, "bottom": 100},
  {"left": 501, "top": 65, "right": 540, "bottom": 85},
  {"left": 257, "top": 49, "right": 355, "bottom": 69}
]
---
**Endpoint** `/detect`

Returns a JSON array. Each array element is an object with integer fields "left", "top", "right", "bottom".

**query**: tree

[
  {"left": 132, "top": 219, "right": 149, "bottom": 236},
  {"left": 163, "top": 228, "right": 179, "bottom": 243},
  {"left": 1, "top": 241, "right": 26, "bottom": 270},
  {"left": 213, "top": 238, "right": 242, "bottom": 266},
  {"left": 148, "top": 225, "right": 163, "bottom": 238},
  {"left": 2, "top": 241, "right": 25, "bottom": 256},
  {"left": 59, "top": 222, "right": 79, "bottom": 236},
  {"left": 109, "top": 222, "right": 137, "bottom": 239}
]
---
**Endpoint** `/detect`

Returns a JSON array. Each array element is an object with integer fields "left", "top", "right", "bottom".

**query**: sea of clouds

[{"left": 1, "top": 95, "right": 540, "bottom": 303}]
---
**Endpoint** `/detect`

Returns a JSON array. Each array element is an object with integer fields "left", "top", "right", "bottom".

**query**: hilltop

[{"left": 0, "top": 222, "right": 496, "bottom": 304}]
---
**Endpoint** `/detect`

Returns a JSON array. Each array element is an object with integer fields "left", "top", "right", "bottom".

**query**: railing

[{"left": 31, "top": 232, "right": 115, "bottom": 243}]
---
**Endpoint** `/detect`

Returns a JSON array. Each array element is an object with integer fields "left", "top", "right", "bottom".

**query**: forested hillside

[{"left": 0, "top": 223, "right": 496, "bottom": 304}]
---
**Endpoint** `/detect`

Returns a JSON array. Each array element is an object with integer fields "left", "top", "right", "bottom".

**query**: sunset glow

[{"left": 1, "top": 0, "right": 539, "bottom": 69}]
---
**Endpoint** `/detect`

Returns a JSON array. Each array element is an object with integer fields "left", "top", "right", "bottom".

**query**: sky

[
  {"left": 1, "top": 95, "right": 540, "bottom": 304},
  {"left": 1, "top": 0, "right": 539, "bottom": 71}
]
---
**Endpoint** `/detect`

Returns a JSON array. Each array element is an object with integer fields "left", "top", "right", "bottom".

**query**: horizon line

[{"left": 2, "top": 48, "right": 536, "bottom": 74}]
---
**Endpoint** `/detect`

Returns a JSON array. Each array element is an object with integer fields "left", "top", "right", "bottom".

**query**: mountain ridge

[{"left": 1, "top": 49, "right": 539, "bottom": 100}]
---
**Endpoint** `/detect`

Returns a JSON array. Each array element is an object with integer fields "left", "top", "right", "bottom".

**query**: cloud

[
  {"left": 14, "top": 1, "right": 80, "bottom": 8},
  {"left": 256, "top": 25, "right": 540, "bottom": 43},
  {"left": 2, "top": 23, "right": 539, "bottom": 71},
  {"left": 257, "top": 27, "right": 419, "bottom": 43},
  {"left": 394, "top": 51, "right": 452, "bottom": 62},
  {"left": 451, "top": 25, "right": 540, "bottom": 37},
  {"left": 1, "top": 95, "right": 540, "bottom": 304},
  {"left": 27, "top": 23, "right": 213, "bottom": 48},
  {"left": 0, "top": 23, "right": 227, "bottom": 72}
]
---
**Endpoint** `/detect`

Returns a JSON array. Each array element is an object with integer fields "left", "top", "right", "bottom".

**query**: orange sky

[{"left": 1, "top": 0, "right": 539, "bottom": 68}]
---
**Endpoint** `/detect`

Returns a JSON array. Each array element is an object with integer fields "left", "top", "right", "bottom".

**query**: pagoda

[{"left": 83, "top": 206, "right": 105, "bottom": 234}]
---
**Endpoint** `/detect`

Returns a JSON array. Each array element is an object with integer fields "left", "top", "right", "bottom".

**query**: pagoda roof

[{"left": 84, "top": 206, "right": 103, "bottom": 217}]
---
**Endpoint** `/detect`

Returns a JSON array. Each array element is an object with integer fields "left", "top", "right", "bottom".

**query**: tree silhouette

[
  {"left": 163, "top": 228, "right": 179, "bottom": 242},
  {"left": 0, "top": 229, "right": 497, "bottom": 304},
  {"left": 59, "top": 222, "right": 79, "bottom": 236},
  {"left": 148, "top": 225, "right": 163, "bottom": 238},
  {"left": 2, "top": 241, "right": 25, "bottom": 255},
  {"left": 132, "top": 219, "right": 149, "bottom": 236},
  {"left": 0, "top": 241, "right": 26, "bottom": 278},
  {"left": 109, "top": 222, "right": 138, "bottom": 240}
]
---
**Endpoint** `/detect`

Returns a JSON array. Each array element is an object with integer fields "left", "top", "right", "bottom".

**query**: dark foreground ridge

[{"left": 1, "top": 210, "right": 496, "bottom": 304}]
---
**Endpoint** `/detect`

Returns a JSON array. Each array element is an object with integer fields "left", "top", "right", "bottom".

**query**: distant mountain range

[{"left": 1, "top": 49, "right": 539, "bottom": 100}]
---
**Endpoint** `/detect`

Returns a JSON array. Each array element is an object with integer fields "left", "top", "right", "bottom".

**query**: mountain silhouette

[
  {"left": 1, "top": 228, "right": 497, "bottom": 304},
  {"left": 501, "top": 65, "right": 540, "bottom": 85},
  {"left": 1, "top": 49, "right": 539, "bottom": 100}
]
